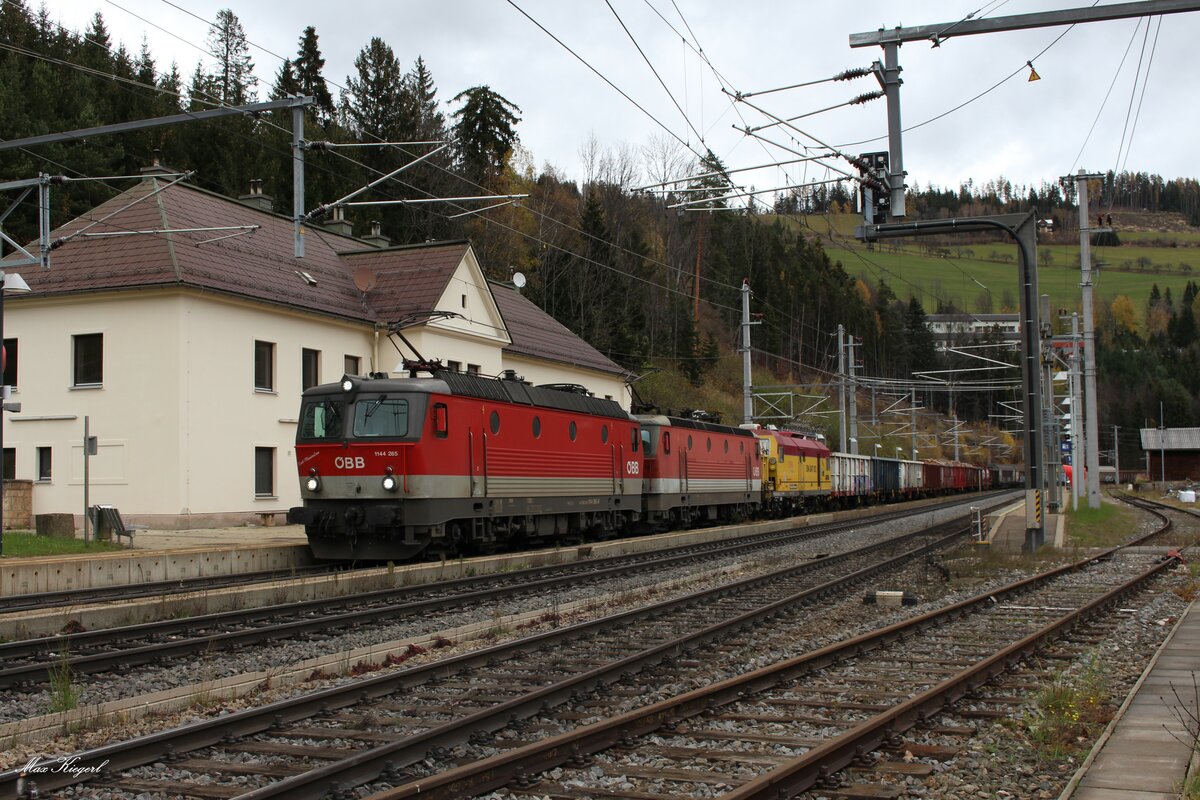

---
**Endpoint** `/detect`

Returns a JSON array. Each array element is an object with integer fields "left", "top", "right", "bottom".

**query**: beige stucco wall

[{"left": 5, "top": 289, "right": 374, "bottom": 523}]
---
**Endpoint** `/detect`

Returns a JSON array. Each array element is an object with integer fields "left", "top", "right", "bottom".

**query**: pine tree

[
  {"left": 293, "top": 26, "right": 334, "bottom": 126},
  {"left": 207, "top": 9, "right": 256, "bottom": 105},
  {"left": 344, "top": 37, "right": 404, "bottom": 142},
  {"left": 450, "top": 85, "right": 521, "bottom": 184}
]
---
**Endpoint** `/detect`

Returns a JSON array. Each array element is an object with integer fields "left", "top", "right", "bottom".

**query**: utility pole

[
  {"left": 848, "top": 336, "right": 859, "bottom": 455},
  {"left": 1113, "top": 424, "right": 1121, "bottom": 486},
  {"left": 740, "top": 279, "right": 754, "bottom": 425},
  {"left": 910, "top": 388, "right": 917, "bottom": 458},
  {"left": 1071, "top": 313, "right": 1083, "bottom": 510},
  {"left": 837, "top": 325, "right": 847, "bottom": 453},
  {"left": 1071, "top": 171, "right": 1104, "bottom": 509}
]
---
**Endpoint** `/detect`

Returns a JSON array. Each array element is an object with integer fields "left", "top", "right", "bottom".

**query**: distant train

[{"left": 289, "top": 369, "right": 1016, "bottom": 561}]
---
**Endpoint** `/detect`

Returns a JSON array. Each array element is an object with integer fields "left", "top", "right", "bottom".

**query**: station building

[{"left": 1, "top": 172, "right": 627, "bottom": 529}]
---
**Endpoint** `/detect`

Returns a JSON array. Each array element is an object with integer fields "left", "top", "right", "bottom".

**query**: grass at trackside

[
  {"left": 0, "top": 531, "right": 125, "bottom": 557},
  {"left": 1062, "top": 497, "right": 1140, "bottom": 548}
]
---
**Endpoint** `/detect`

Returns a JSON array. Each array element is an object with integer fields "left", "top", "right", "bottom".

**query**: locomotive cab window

[
  {"left": 299, "top": 399, "right": 346, "bottom": 440},
  {"left": 631, "top": 427, "right": 640, "bottom": 452},
  {"left": 640, "top": 428, "right": 653, "bottom": 455},
  {"left": 353, "top": 397, "right": 410, "bottom": 437}
]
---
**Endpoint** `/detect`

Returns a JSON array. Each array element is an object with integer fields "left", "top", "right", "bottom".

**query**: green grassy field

[
  {"left": 766, "top": 213, "right": 1200, "bottom": 323},
  {"left": 0, "top": 532, "right": 124, "bottom": 557}
]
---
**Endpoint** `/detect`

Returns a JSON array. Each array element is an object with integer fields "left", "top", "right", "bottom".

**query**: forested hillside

[{"left": 2, "top": 2, "right": 1198, "bottom": 463}]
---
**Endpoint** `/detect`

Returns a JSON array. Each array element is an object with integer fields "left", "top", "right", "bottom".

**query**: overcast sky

[{"left": 49, "top": 0, "right": 1200, "bottom": 202}]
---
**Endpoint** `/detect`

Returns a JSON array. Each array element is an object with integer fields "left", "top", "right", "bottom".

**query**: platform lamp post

[{"left": 0, "top": 270, "right": 31, "bottom": 558}]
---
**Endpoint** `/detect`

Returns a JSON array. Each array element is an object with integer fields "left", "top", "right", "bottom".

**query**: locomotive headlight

[
  {"left": 305, "top": 469, "right": 321, "bottom": 493},
  {"left": 382, "top": 474, "right": 398, "bottom": 492},
  {"left": 342, "top": 378, "right": 355, "bottom": 392}
]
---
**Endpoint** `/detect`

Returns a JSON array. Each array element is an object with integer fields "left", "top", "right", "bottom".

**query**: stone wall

[{"left": 3, "top": 479, "right": 32, "bottom": 529}]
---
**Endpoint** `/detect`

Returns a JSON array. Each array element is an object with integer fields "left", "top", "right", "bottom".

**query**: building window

[
  {"left": 344, "top": 355, "right": 361, "bottom": 376},
  {"left": 254, "top": 340, "right": 275, "bottom": 391},
  {"left": 2, "top": 338, "right": 16, "bottom": 387},
  {"left": 2, "top": 447, "right": 13, "bottom": 480},
  {"left": 73, "top": 333, "right": 103, "bottom": 386},
  {"left": 36, "top": 446, "right": 51, "bottom": 481},
  {"left": 302, "top": 348, "right": 320, "bottom": 391},
  {"left": 254, "top": 447, "right": 274, "bottom": 496},
  {"left": 466, "top": 364, "right": 480, "bottom": 376},
  {"left": 446, "top": 360, "right": 461, "bottom": 373}
]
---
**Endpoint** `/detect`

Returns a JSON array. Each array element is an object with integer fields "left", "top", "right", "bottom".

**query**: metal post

[
  {"left": 837, "top": 325, "right": 847, "bottom": 453},
  {"left": 1113, "top": 424, "right": 1120, "bottom": 486},
  {"left": 741, "top": 279, "right": 753, "bottom": 425},
  {"left": 0, "top": 279, "right": 5, "bottom": 556},
  {"left": 293, "top": 102, "right": 305, "bottom": 258},
  {"left": 848, "top": 336, "right": 859, "bottom": 455},
  {"left": 1161, "top": 402, "right": 1166, "bottom": 486},
  {"left": 1075, "top": 172, "right": 1102, "bottom": 509},
  {"left": 1071, "top": 313, "right": 1082, "bottom": 511},
  {"left": 910, "top": 388, "right": 917, "bottom": 458},
  {"left": 83, "top": 415, "right": 90, "bottom": 542},
  {"left": 881, "top": 42, "right": 906, "bottom": 218}
]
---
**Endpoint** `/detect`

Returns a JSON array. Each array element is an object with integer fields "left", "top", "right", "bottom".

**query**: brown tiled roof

[
  {"left": 8, "top": 179, "right": 623, "bottom": 377},
  {"left": 342, "top": 242, "right": 470, "bottom": 324},
  {"left": 490, "top": 282, "right": 624, "bottom": 376},
  {"left": 9, "top": 178, "right": 375, "bottom": 322}
]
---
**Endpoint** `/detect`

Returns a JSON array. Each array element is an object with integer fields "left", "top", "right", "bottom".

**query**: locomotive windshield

[
  {"left": 353, "top": 396, "right": 410, "bottom": 437},
  {"left": 298, "top": 399, "right": 346, "bottom": 440}
]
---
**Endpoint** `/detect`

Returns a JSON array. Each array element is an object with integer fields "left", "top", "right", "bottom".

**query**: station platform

[
  {"left": 0, "top": 525, "right": 311, "bottom": 596},
  {"left": 1061, "top": 598, "right": 1200, "bottom": 799}
]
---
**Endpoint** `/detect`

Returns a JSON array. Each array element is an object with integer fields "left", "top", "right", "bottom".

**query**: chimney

[
  {"left": 363, "top": 220, "right": 391, "bottom": 248},
  {"left": 322, "top": 205, "right": 355, "bottom": 237},
  {"left": 238, "top": 179, "right": 274, "bottom": 212},
  {"left": 139, "top": 149, "right": 176, "bottom": 181}
]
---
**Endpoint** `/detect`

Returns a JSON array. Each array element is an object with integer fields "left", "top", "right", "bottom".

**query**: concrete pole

[
  {"left": 910, "top": 388, "right": 917, "bottom": 458},
  {"left": 1071, "top": 313, "right": 1082, "bottom": 511},
  {"left": 848, "top": 337, "right": 859, "bottom": 455},
  {"left": 1113, "top": 424, "right": 1120, "bottom": 486},
  {"left": 837, "top": 324, "right": 847, "bottom": 453},
  {"left": 741, "top": 279, "right": 753, "bottom": 425},
  {"left": 1075, "top": 172, "right": 1102, "bottom": 508}
]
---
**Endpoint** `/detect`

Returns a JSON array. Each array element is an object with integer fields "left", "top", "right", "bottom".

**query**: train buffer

[{"left": 90, "top": 505, "right": 144, "bottom": 545}]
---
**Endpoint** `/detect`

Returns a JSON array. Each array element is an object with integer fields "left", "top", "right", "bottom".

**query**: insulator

[
  {"left": 850, "top": 91, "right": 885, "bottom": 105},
  {"left": 835, "top": 67, "right": 872, "bottom": 81}
]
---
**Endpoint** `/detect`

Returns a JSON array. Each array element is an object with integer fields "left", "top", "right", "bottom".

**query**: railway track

[
  {"left": 0, "top": 495, "right": 1003, "bottom": 693},
  {"left": 3, "top": 504, "right": 998, "bottom": 798},
  {"left": 351, "top": 507, "right": 1180, "bottom": 800}
]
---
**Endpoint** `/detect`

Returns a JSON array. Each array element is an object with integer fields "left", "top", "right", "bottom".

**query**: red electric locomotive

[
  {"left": 290, "top": 370, "right": 643, "bottom": 560},
  {"left": 636, "top": 413, "right": 761, "bottom": 528}
]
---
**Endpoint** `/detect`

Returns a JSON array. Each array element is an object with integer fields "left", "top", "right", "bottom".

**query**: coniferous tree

[
  {"left": 450, "top": 85, "right": 521, "bottom": 185},
  {"left": 293, "top": 26, "right": 334, "bottom": 126},
  {"left": 208, "top": 9, "right": 256, "bottom": 105}
]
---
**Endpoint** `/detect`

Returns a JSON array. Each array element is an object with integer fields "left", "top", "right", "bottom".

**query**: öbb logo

[{"left": 334, "top": 456, "right": 366, "bottom": 470}]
